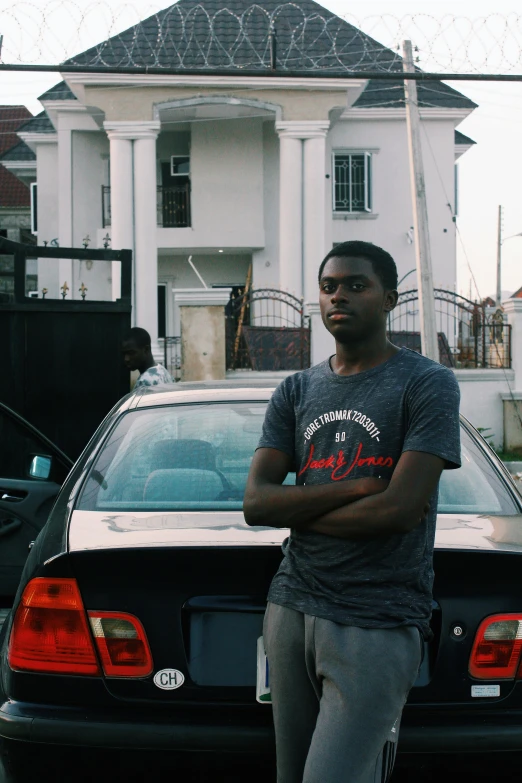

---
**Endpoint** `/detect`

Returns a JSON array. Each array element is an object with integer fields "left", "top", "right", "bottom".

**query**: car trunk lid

[{"left": 68, "top": 511, "right": 522, "bottom": 708}]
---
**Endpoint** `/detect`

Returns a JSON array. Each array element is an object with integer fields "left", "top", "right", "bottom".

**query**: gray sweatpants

[{"left": 263, "top": 602, "right": 423, "bottom": 783}]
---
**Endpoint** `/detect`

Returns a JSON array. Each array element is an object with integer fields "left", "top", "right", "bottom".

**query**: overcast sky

[{"left": 1, "top": 0, "right": 521, "bottom": 300}]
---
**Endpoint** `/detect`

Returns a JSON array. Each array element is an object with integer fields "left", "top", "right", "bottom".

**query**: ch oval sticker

[{"left": 153, "top": 668, "right": 185, "bottom": 690}]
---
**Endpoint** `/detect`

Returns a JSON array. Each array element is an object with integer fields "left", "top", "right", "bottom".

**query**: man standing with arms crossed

[{"left": 244, "top": 241, "right": 461, "bottom": 783}]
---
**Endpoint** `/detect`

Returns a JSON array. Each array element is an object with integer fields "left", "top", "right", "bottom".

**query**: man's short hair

[
  {"left": 318, "top": 241, "right": 398, "bottom": 291},
  {"left": 123, "top": 327, "right": 151, "bottom": 349}
]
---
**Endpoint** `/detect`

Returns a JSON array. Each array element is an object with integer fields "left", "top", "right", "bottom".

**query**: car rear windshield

[
  {"left": 78, "top": 402, "right": 295, "bottom": 512},
  {"left": 77, "top": 404, "right": 516, "bottom": 514}
]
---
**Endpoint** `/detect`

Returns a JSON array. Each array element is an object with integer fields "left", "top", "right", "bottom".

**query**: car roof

[{"left": 130, "top": 381, "right": 277, "bottom": 409}]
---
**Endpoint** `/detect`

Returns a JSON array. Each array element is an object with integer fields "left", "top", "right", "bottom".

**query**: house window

[
  {"left": 333, "top": 152, "right": 372, "bottom": 213},
  {"left": 30, "top": 183, "right": 37, "bottom": 234}
]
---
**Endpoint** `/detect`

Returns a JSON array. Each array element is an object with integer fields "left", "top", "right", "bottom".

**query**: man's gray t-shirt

[{"left": 257, "top": 348, "right": 461, "bottom": 639}]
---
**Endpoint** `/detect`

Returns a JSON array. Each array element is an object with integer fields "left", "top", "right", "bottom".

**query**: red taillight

[
  {"left": 8, "top": 578, "right": 100, "bottom": 675},
  {"left": 469, "top": 614, "right": 522, "bottom": 680},
  {"left": 88, "top": 612, "right": 153, "bottom": 677}
]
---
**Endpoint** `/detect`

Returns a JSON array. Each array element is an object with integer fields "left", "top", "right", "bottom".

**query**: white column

[
  {"left": 305, "top": 300, "right": 335, "bottom": 366},
  {"left": 276, "top": 130, "right": 303, "bottom": 297},
  {"left": 502, "top": 298, "right": 522, "bottom": 450},
  {"left": 57, "top": 127, "right": 73, "bottom": 296},
  {"left": 276, "top": 121, "right": 330, "bottom": 306},
  {"left": 303, "top": 126, "right": 329, "bottom": 304},
  {"left": 133, "top": 123, "right": 161, "bottom": 358},
  {"left": 503, "top": 298, "right": 522, "bottom": 388},
  {"left": 105, "top": 129, "right": 134, "bottom": 301}
]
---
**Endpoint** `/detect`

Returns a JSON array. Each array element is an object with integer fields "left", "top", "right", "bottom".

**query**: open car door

[{"left": 0, "top": 402, "right": 73, "bottom": 599}]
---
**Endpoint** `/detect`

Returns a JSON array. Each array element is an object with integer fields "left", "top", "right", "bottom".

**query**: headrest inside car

[
  {"left": 144, "top": 469, "right": 223, "bottom": 502},
  {"left": 150, "top": 439, "right": 217, "bottom": 472}
]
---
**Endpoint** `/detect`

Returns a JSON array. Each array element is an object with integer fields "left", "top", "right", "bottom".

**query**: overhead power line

[{"left": 2, "top": 64, "right": 522, "bottom": 80}]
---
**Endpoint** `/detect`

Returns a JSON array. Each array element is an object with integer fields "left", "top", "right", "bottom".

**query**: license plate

[{"left": 256, "top": 636, "right": 271, "bottom": 704}]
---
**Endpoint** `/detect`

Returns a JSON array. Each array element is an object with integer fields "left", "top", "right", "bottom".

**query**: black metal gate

[
  {"left": 388, "top": 288, "right": 511, "bottom": 369},
  {"left": 226, "top": 288, "right": 310, "bottom": 372},
  {"left": 0, "top": 237, "right": 132, "bottom": 459}
]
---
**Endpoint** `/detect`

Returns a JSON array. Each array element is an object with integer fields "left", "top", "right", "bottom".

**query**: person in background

[{"left": 122, "top": 327, "right": 173, "bottom": 389}]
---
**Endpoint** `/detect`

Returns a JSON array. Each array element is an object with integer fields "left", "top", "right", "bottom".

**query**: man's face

[
  {"left": 319, "top": 255, "right": 397, "bottom": 343},
  {"left": 122, "top": 340, "right": 147, "bottom": 371}
]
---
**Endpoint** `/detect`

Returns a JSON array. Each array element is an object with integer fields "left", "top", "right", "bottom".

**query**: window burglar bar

[
  {"left": 333, "top": 152, "right": 372, "bottom": 213},
  {"left": 101, "top": 186, "right": 191, "bottom": 228},
  {"left": 157, "top": 185, "right": 191, "bottom": 228}
]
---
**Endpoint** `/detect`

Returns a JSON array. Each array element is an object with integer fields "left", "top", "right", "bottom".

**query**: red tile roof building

[{"left": 0, "top": 106, "right": 33, "bottom": 208}]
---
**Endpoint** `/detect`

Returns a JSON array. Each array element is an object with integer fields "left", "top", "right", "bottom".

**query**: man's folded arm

[
  {"left": 243, "top": 447, "right": 388, "bottom": 529},
  {"left": 307, "top": 451, "right": 445, "bottom": 540}
]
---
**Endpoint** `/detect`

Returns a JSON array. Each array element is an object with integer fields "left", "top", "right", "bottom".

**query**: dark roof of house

[
  {"left": 352, "top": 79, "right": 476, "bottom": 110},
  {"left": 62, "top": 0, "right": 473, "bottom": 110},
  {"left": 17, "top": 110, "right": 55, "bottom": 134},
  {"left": 455, "top": 129, "right": 476, "bottom": 145},
  {"left": 66, "top": 0, "right": 399, "bottom": 72},
  {"left": 512, "top": 286, "right": 522, "bottom": 299},
  {"left": 38, "top": 81, "right": 77, "bottom": 101},
  {"left": 0, "top": 107, "right": 33, "bottom": 208},
  {"left": 0, "top": 140, "right": 36, "bottom": 162},
  {"left": 0, "top": 106, "right": 33, "bottom": 156}
]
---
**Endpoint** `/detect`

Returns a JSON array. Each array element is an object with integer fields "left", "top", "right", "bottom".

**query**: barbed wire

[{"left": 0, "top": 2, "right": 521, "bottom": 76}]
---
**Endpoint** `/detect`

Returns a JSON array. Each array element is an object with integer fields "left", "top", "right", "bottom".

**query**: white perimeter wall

[
  {"left": 327, "top": 118, "right": 457, "bottom": 292},
  {"left": 455, "top": 369, "right": 514, "bottom": 449}
]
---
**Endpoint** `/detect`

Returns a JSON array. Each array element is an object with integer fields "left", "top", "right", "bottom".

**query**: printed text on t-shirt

[
  {"left": 298, "top": 442, "right": 394, "bottom": 481},
  {"left": 303, "top": 409, "right": 380, "bottom": 443}
]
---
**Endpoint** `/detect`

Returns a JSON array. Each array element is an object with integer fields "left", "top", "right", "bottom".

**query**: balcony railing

[{"left": 102, "top": 184, "right": 191, "bottom": 229}]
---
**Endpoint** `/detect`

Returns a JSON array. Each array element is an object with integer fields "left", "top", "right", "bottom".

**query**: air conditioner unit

[{"left": 28, "top": 291, "right": 39, "bottom": 299}]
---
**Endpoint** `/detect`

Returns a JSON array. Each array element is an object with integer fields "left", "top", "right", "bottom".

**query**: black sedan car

[{"left": 1, "top": 382, "right": 522, "bottom": 782}]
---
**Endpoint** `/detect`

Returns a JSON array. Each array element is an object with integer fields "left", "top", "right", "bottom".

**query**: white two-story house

[{"left": 15, "top": 0, "right": 476, "bottom": 365}]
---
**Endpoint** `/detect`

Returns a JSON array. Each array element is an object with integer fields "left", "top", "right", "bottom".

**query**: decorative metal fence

[
  {"left": 163, "top": 336, "right": 182, "bottom": 381},
  {"left": 226, "top": 288, "right": 310, "bottom": 371},
  {"left": 388, "top": 288, "right": 511, "bottom": 369}
]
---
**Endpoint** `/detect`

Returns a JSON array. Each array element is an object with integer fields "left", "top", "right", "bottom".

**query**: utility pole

[
  {"left": 496, "top": 204, "right": 502, "bottom": 307},
  {"left": 403, "top": 40, "right": 439, "bottom": 362}
]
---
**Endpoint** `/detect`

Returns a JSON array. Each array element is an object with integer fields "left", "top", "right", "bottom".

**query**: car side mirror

[{"left": 28, "top": 455, "right": 52, "bottom": 481}]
